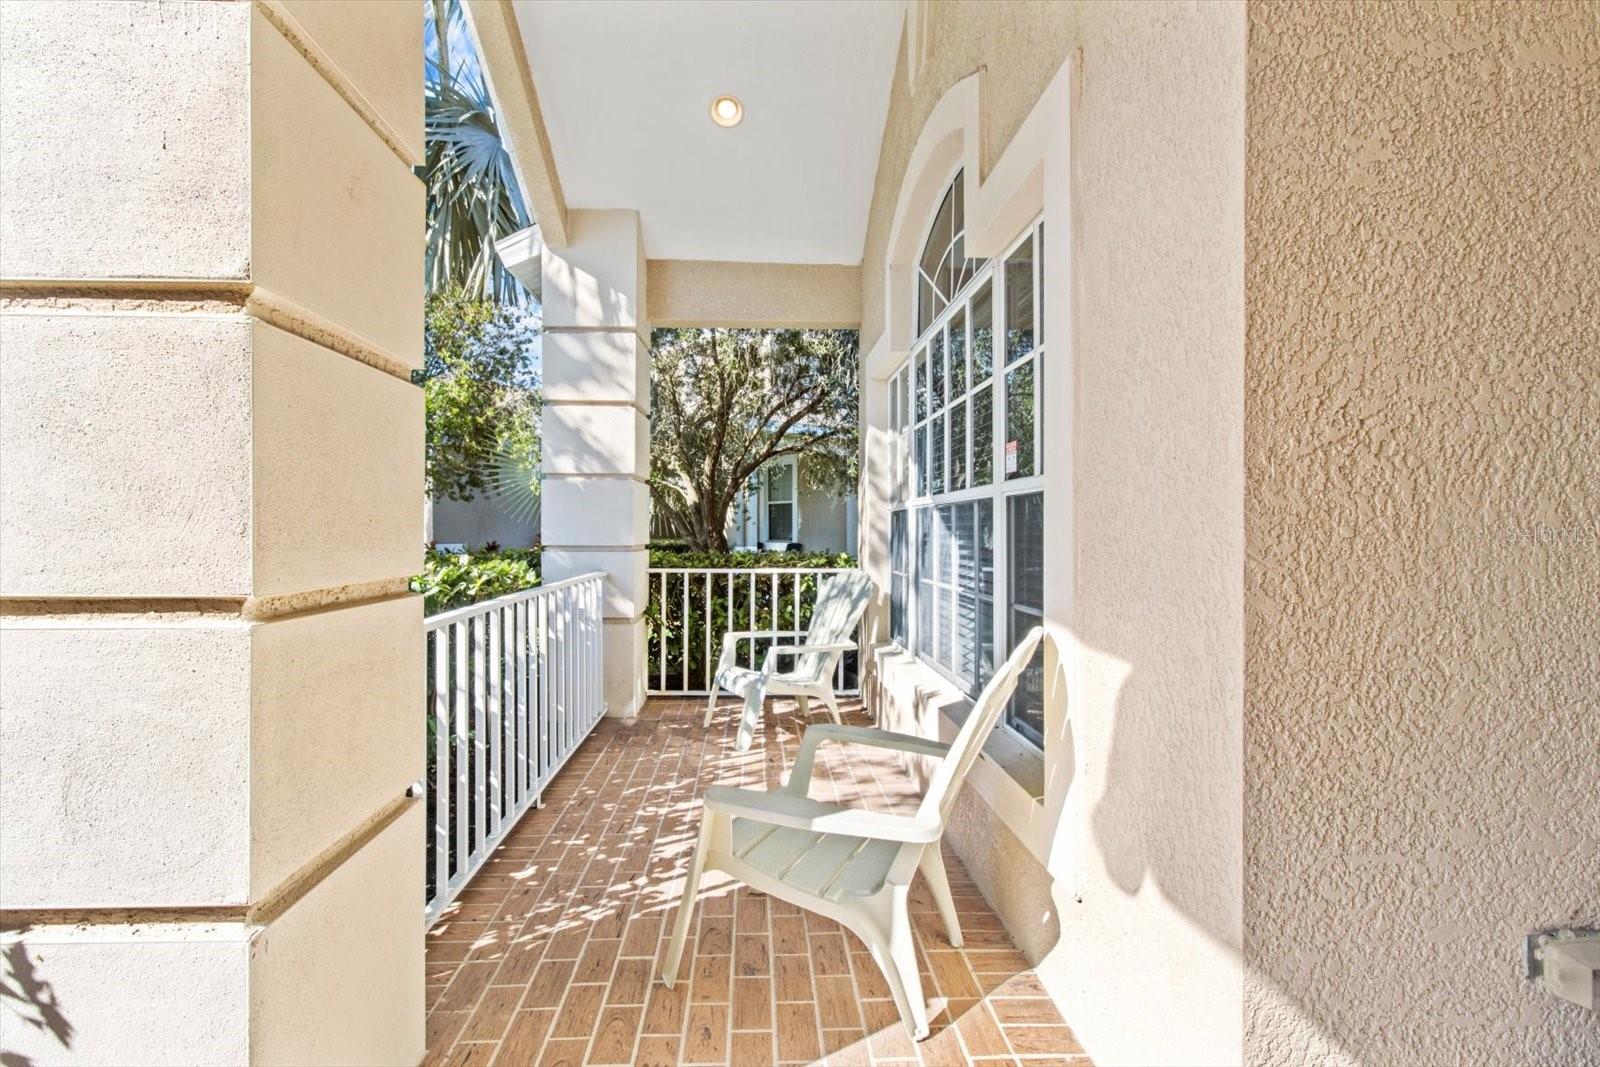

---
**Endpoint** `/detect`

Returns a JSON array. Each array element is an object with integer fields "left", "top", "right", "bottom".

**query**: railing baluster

[
  {"left": 432, "top": 627, "right": 449, "bottom": 898},
  {"left": 488, "top": 607, "right": 503, "bottom": 836},
  {"left": 453, "top": 621, "right": 468, "bottom": 883},
  {"left": 703, "top": 573, "right": 712, "bottom": 692},
  {"left": 473, "top": 615, "right": 488, "bottom": 856}
]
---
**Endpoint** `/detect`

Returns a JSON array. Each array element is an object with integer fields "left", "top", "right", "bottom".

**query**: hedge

[{"left": 414, "top": 546, "right": 541, "bottom": 615}]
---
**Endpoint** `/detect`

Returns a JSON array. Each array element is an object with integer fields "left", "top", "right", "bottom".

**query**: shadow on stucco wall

[{"left": 1, "top": 933, "right": 73, "bottom": 1066}]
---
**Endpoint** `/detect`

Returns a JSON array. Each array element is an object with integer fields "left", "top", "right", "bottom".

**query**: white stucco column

[
  {"left": 0, "top": 3, "right": 424, "bottom": 1063},
  {"left": 538, "top": 210, "right": 650, "bottom": 719}
]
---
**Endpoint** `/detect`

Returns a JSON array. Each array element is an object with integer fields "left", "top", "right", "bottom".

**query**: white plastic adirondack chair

[
  {"left": 664, "top": 626, "right": 1047, "bottom": 1041},
  {"left": 704, "top": 570, "right": 874, "bottom": 751}
]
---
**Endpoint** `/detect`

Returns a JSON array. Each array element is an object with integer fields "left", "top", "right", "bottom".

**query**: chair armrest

[
  {"left": 721, "top": 630, "right": 808, "bottom": 643},
  {"left": 703, "top": 786, "right": 940, "bottom": 844},
  {"left": 785, "top": 724, "right": 949, "bottom": 793},
  {"left": 766, "top": 641, "right": 856, "bottom": 656}
]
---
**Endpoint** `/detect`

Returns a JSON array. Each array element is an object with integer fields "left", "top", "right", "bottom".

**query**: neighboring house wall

[
  {"left": 1244, "top": 4, "right": 1600, "bottom": 1065},
  {"left": 430, "top": 494, "right": 538, "bottom": 549},
  {"left": 727, "top": 460, "right": 858, "bottom": 553}
]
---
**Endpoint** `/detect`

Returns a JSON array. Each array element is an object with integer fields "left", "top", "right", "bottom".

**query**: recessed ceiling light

[{"left": 710, "top": 95, "right": 743, "bottom": 128}]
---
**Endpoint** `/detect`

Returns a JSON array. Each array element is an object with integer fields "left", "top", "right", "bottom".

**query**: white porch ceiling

[{"left": 510, "top": 0, "right": 903, "bottom": 265}]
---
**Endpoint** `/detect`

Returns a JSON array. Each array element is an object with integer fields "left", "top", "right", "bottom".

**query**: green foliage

[
  {"left": 645, "top": 550, "right": 858, "bottom": 690},
  {"left": 648, "top": 547, "right": 854, "bottom": 570},
  {"left": 419, "top": 288, "right": 541, "bottom": 504},
  {"left": 414, "top": 546, "right": 541, "bottom": 615},
  {"left": 425, "top": 0, "right": 529, "bottom": 302},
  {"left": 650, "top": 328, "right": 859, "bottom": 551}
]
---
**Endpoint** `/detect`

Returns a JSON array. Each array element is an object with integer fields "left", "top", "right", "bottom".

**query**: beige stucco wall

[
  {"left": 1244, "top": 3, "right": 1600, "bottom": 1063},
  {"left": 860, "top": 3, "right": 1246, "bottom": 1065},
  {"left": 649, "top": 260, "right": 861, "bottom": 328}
]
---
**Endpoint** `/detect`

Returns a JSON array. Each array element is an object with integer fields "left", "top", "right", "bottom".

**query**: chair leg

[
  {"left": 918, "top": 846, "right": 964, "bottom": 948},
  {"left": 662, "top": 817, "right": 713, "bottom": 987},
  {"left": 735, "top": 681, "right": 766, "bottom": 751},
  {"left": 703, "top": 688, "right": 719, "bottom": 729},
  {"left": 796, "top": 695, "right": 810, "bottom": 717},
  {"left": 819, "top": 688, "right": 843, "bottom": 724},
  {"left": 868, "top": 892, "right": 930, "bottom": 1041}
]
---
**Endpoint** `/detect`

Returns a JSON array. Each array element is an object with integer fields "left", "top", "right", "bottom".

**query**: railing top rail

[
  {"left": 423, "top": 570, "right": 605, "bottom": 629},
  {"left": 647, "top": 566, "right": 859, "bottom": 575}
]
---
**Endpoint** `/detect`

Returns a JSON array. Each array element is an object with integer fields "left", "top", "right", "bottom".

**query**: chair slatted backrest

[
  {"left": 793, "top": 572, "right": 874, "bottom": 681},
  {"left": 917, "top": 627, "right": 1046, "bottom": 825}
]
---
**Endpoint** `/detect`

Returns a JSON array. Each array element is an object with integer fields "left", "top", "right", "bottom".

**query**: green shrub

[
  {"left": 414, "top": 546, "right": 541, "bottom": 615},
  {"left": 648, "top": 546, "right": 855, "bottom": 570}
]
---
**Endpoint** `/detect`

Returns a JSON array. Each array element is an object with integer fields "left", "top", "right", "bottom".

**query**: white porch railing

[
  {"left": 647, "top": 567, "right": 862, "bottom": 695},
  {"left": 423, "top": 572, "right": 605, "bottom": 925}
]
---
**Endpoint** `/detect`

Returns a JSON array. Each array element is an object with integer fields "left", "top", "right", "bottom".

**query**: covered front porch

[{"left": 423, "top": 698, "right": 1081, "bottom": 1067}]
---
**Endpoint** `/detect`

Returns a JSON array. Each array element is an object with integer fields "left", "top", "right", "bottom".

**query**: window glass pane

[
  {"left": 970, "top": 281, "right": 993, "bottom": 384},
  {"left": 930, "top": 331, "right": 945, "bottom": 411},
  {"left": 953, "top": 502, "right": 977, "bottom": 684},
  {"left": 935, "top": 505, "right": 955, "bottom": 669},
  {"left": 930, "top": 412, "right": 945, "bottom": 495},
  {"left": 1036, "top": 223, "right": 1044, "bottom": 348},
  {"left": 1006, "top": 493, "right": 1044, "bottom": 747},
  {"left": 971, "top": 383, "right": 993, "bottom": 487},
  {"left": 918, "top": 275, "right": 936, "bottom": 339},
  {"left": 1004, "top": 361, "right": 1036, "bottom": 480},
  {"left": 914, "top": 425, "right": 928, "bottom": 496},
  {"left": 949, "top": 307, "right": 966, "bottom": 396},
  {"left": 914, "top": 348, "right": 927, "bottom": 421},
  {"left": 977, "top": 499, "right": 995, "bottom": 687},
  {"left": 949, "top": 398, "right": 967, "bottom": 492},
  {"left": 767, "top": 462, "right": 793, "bottom": 500},
  {"left": 916, "top": 508, "right": 933, "bottom": 657},
  {"left": 767, "top": 502, "right": 793, "bottom": 542},
  {"left": 890, "top": 510, "right": 908, "bottom": 645},
  {"left": 1004, "top": 235, "right": 1035, "bottom": 363}
]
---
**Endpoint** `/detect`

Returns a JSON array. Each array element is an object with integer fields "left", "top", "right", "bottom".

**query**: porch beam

[{"left": 648, "top": 259, "right": 862, "bottom": 329}]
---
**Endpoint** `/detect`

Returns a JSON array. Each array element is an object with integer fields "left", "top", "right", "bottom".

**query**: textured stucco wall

[
  {"left": 648, "top": 259, "right": 861, "bottom": 328},
  {"left": 1244, "top": 3, "right": 1600, "bottom": 1064},
  {"left": 860, "top": 3, "right": 1247, "bottom": 1065}
]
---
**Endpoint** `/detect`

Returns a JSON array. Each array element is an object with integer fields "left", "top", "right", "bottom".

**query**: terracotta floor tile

[
  {"left": 575, "top": 939, "right": 622, "bottom": 984},
  {"left": 494, "top": 1009, "right": 555, "bottom": 1066},
  {"left": 420, "top": 698, "right": 1086, "bottom": 1067},
  {"left": 608, "top": 958, "right": 652, "bottom": 1006},
  {"left": 813, "top": 975, "right": 860, "bottom": 1031},
  {"left": 682, "top": 1003, "right": 729, "bottom": 1064},
  {"left": 552, "top": 985, "right": 606, "bottom": 1040},
  {"left": 730, "top": 976, "right": 772, "bottom": 1031},
  {"left": 989, "top": 998, "right": 1065, "bottom": 1026},
  {"left": 642, "top": 982, "right": 688, "bottom": 1036},
  {"left": 773, "top": 954, "right": 813, "bottom": 1002},
  {"left": 462, "top": 985, "right": 524, "bottom": 1043},
  {"left": 732, "top": 934, "right": 770, "bottom": 977},
  {"left": 773, "top": 1002, "right": 821, "bottom": 1063},
  {"left": 729, "top": 1031, "right": 774, "bottom": 1067},
  {"left": 587, "top": 1005, "right": 642, "bottom": 1065},
  {"left": 1002, "top": 1026, "right": 1084, "bottom": 1056},
  {"left": 633, "top": 1035, "right": 682, "bottom": 1067},
  {"left": 526, "top": 959, "right": 578, "bottom": 1010},
  {"left": 537, "top": 1038, "right": 590, "bottom": 1067}
]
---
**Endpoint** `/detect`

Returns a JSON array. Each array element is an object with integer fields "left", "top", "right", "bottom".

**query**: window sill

[{"left": 869, "top": 643, "right": 1045, "bottom": 803}]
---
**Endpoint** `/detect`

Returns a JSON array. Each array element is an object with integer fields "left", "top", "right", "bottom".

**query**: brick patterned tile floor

[{"left": 424, "top": 697, "right": 1092, "bottom": 1067}]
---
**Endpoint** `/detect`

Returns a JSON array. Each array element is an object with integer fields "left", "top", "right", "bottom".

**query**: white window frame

[
  {"left": 889, "top": 170, "right": 1046, "bottom": 749},
  {"left": 761, "top": 456, "right": 799, "bottom": 544}
]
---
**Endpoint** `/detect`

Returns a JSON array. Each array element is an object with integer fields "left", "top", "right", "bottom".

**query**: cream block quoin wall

[
  {"left": 537, "top": 209, "right": 652, "bottom": 720},
  {"left": 0, "top": 2, "right": 426, "bottom": 1063}
]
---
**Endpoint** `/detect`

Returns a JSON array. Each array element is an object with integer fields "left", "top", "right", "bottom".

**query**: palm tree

[{"left": 424, "top": 0, "right": 530, "bottom": 302}]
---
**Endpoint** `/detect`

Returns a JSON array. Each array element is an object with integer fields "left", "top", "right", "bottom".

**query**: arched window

[
  {"left": 916, "top": 172, "right": 986, "bottom": 340},
  {"left": 888, "top": 170, "right": 1046, "bottom": 749}
]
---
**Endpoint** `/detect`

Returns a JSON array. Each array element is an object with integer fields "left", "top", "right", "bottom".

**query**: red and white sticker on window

[{"left": 1005, "top": 440, "right": 1019, "bottom": 474}]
